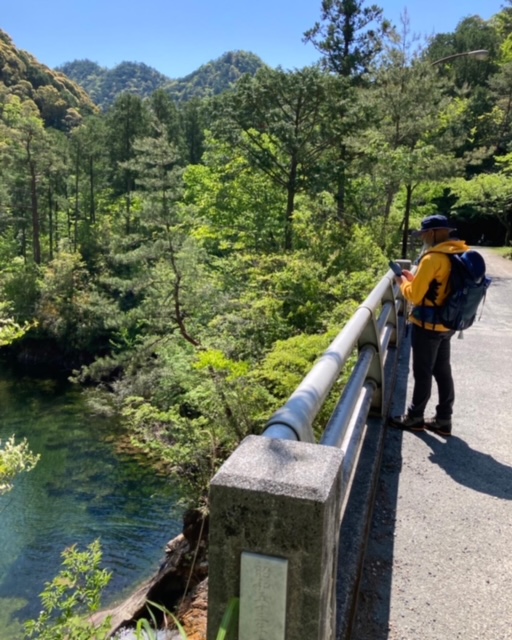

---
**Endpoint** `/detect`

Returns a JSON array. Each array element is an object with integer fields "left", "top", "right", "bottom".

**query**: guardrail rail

[{"left": 207, "top": 260, "right": 410, "bottom": 640}]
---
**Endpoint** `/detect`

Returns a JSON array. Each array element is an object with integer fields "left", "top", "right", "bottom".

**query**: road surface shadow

[{"left": 351, "top": 325, "right": 512, "bottom": 640}]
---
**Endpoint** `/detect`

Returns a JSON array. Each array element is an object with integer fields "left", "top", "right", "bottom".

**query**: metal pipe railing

[
  {"left": 263, "top": 266, "right": 406, "bottom": 445},
  {"left": 334, "top": 380, "right": 376, "bottom": 498},
  {"left": 263, "top": 306, "right": 374, "bottom": 443},
  {"left": 321, "top": 345, "right": 376, "bottom": 448},
  {"left": 208, "top": 261, "right": 411, "bottom": 640}
]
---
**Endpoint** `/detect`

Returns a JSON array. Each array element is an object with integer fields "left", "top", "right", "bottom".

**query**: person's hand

[
  {"left": 401, "top": 269, "right": 414, "bottom": 282},
  {"left": 394, "top": 275, "right": 403, "bottom": 286}
]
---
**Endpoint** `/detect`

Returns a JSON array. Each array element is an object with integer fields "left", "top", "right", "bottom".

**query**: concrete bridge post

[{"left": 207, "top": 435, "right": 344, "bottom": 640}]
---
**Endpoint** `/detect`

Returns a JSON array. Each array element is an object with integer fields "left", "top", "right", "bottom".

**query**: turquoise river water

[{"left": 0, "top": 369, "right": 183, "bottom": 638}]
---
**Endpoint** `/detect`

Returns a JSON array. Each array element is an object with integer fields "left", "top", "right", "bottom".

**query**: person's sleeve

[{"left": 400, "top": 256, "right": 438, "bottom": 305}]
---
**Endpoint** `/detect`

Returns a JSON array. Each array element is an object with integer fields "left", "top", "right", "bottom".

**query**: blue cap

[{"left": 411, "top": 215, "right": 456, "bottom": 237}]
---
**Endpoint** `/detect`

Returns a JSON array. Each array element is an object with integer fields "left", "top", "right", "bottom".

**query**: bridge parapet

[{"left": 207, "top": 259, "right": 410, "bottom": 640}]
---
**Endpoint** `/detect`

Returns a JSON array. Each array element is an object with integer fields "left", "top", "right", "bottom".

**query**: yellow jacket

[{"left": 400, "top": 239, "right": 470, "bottom": 332}]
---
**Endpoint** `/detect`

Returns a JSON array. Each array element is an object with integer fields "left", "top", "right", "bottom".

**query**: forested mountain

[
  {"left": 57, "top": 59, "right": 171, "bottom": 109},
  {"left": 0, "top": 30, "right": 97, "bottom": 129},
  {"left": 57, "top": 50, "right": 265, "bottom": 109},
  {"left": 165, "top": 50, "right": 265, "bottom": 103}
]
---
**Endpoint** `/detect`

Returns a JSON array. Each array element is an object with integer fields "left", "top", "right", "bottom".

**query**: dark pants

[{"left": 408, "top": 324, "right": 455, "bottom": 420}]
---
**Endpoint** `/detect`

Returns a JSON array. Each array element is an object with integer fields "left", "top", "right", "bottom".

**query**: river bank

[{"left": 94, "top": 509, "right": 209, "bottom": 640}]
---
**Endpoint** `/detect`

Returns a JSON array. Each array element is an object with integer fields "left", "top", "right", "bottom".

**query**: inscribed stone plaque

[{"left": 239, "top": 552, "right": 288, "bottom": 640}]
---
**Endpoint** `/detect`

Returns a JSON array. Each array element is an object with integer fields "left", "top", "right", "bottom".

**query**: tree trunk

[
  {"left": 379, "top": 183, "right": 399, "bottom": 247},
  {"left": 89, "top": 155, "right": 95, "bottom": 224},
  {"left": 284, "top": 157, "right": 298, "bottom": 251},
  {"left": 384, "top": 183, "right": 398, "bottom": 221},
  {"left": 125, "top": 175, "right": 131, "bottom": 235},
  {"left": 48, "top": 185, "right": 53, "bottom": 261},
  {"left": 54, "top": 201, "right": 59, "bottom": 251},
  {"left": 67, "top": 204, "right": 72, "bottom": 244},
  {"left": 21, "top": 226, "right": 27, "bottom": 263},
  {"left": 336, "top": 146, "right": 347, "bottom": 222},
  {"left": 26, "top": 141, "right": 41, "bottom": 264},
  {"left": 401, "top": 183, "right": 413, "bottom": 259},
  {"left": 74, "top": 168, "right": 79, "bottom": 251},
  {"left": 504, "top": 220, "right": 511, "bottom": 246}
]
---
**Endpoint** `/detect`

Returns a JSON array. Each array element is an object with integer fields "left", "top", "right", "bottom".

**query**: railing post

[{"left": 207, "top": 435, "right": 344, "bottom": 640}]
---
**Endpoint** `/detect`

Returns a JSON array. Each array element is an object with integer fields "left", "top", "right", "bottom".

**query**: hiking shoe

[
  {"left": 425, "top": 417, "right": 452, "bottom": 437},
  {"left": 388, "top": 414, "right": 425, "bottom": 431}
]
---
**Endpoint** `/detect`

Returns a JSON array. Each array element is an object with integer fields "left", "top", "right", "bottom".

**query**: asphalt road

[{"left": 352, "top": 247, "right": 512, "bottom": 640}]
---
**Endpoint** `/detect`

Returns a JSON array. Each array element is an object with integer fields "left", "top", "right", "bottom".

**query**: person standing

[{"left": 389, "top": 215, "right": 470, "bottom": 437}]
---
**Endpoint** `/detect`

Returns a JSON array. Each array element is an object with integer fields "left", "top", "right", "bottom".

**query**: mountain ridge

[
  {"left": 57, "top": 50, "right": 266, "bottom": 109},
  {"left": 1, "top": 28, "right": 266, "bottom": 124}
]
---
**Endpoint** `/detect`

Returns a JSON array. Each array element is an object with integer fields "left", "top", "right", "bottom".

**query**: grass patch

[{"left": 485, "top": 246, "right": 512, "bottom": 259}]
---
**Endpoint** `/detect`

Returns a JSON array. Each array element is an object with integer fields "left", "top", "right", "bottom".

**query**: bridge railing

[{"left": 207, "top": 260, "right": 410, "bottom": 640}]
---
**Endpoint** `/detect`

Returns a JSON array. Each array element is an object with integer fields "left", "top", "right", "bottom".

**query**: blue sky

[{"left": 1, "top": 0, "right": 505, "bottom": 78}]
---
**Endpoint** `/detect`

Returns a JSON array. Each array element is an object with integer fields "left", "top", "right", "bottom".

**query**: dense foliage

[
  {"left": 23, "top": 539, "right": 237, "bottom": 639},
  {"left": 24, "top": 541, "right": 112, "bottom": 640},
  {"left": 1, "top": 2, "right": 512, "bottom": 505}
]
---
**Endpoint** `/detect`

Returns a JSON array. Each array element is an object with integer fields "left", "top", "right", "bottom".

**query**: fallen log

[{"left": 91, "top": 509, "right": 209, "bottom": 638}]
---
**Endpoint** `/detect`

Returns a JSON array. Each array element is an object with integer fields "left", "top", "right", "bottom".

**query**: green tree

[
  {"left": 69, "top": 116, "right": 109, "bottom": 232},
  {"left": 426, "top": 16, "right": 499, "bottom": 90},
  {"left": 476, "top": 62, "right": 512, "bottom": 159},
  {"left": 36, "top": 250, "right": 114, "bottom": 354},
  {"left": 362, "top": 23, "right": 460, "bottom": 255},
  {"left": 452, "top": 169, "right": 512, "bottom": 244},
  {"left": 1, "top": 95, "right": 49, "bottom": 263},
  {"left": 183, "top": 134, "right": 286, "bottom": 254},
  {"left": 38, "top": 128, "right": 71, "bottom": 259},
  {"left": 424, "top": 15, "right": 500, "bottom": 168},
  {"left": 304, "top": 0, "right": 391, "bottom": 218},
  {"left": 105, "top": 93, "right": 150, "bottom": 230},
  {"left": 304, "top": 0, "right": 390, "bottom": 78},
  {"left": 180, "top": 97, "right": 207, "bottom": 164},
  {"left": 150, "top": 89, "right": 183, "bottom": 150},
  {"left": 213, "top": 66, "right": 334, "bottom": 249}
]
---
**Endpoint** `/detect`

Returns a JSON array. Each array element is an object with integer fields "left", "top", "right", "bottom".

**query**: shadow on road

[
  {"left": 423, "top": 433, "right": 512, "bottom": 500},
  {"left": 351, "top": 322, "right": 512, "bottom": 640}
]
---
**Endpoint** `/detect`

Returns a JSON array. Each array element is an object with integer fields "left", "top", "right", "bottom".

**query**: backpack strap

[
  {"left": 415, "top": 250, "right": 464, "bottom": 329},
  {"left": 477, "top": 275, "right": 492, "bottom": 321}
]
